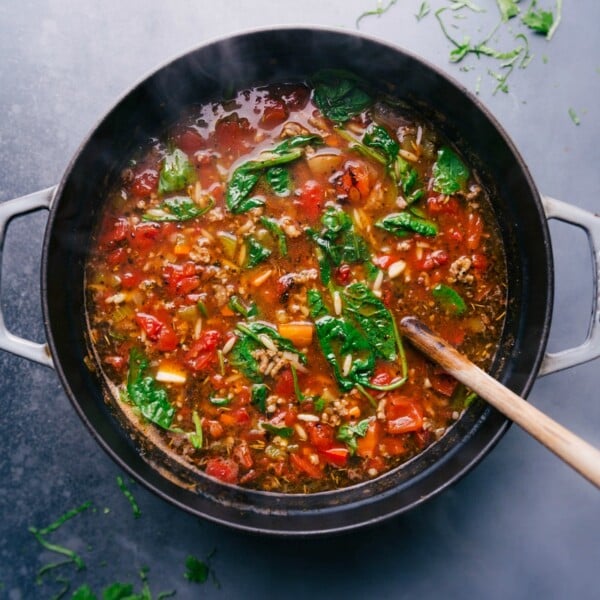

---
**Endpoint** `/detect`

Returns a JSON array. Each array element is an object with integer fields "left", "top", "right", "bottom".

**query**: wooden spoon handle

[{"left": 399, "top": 316, "right": 600, "bottom": 489}]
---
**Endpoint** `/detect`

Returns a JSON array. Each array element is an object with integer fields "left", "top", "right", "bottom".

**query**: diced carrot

[
  {"left": 290, "top": 453, "right": 323, "bottom": 479},
  {"left": 277, "top": 322, "right": 314, "bottom": 347},
  {"left": 356, "top": 421, "right": 380, "bottom": 458},
  {"left": 220, "top": 305, "right": 235, "bottom": 317},
  {"left": 174, "top": 243, "right": 191, "bottom": 255},
  {"left": 219, "top": 413, "right": 237, "bottom": 426}
]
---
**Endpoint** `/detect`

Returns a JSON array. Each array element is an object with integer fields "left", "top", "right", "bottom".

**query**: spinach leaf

[
  {"left": 312, "top": 69, "right": 373, "bottom": 123},
  {"left": 273, "top": 134, "right": 323, "bottom": 154},
  {"left": 245, "top": 237, "right": 272, "bottom": 268},
  {"left": 337, "top": 417, "right": 372, "bottom": 454},
  {"left": 251, "top": 383, "right": 269, "bottom": 413},
  {"left": 432, "top": 284, "right": 467, "bottom": 315},
  {"left": 228, "top": 295, "right": 258, "bottom": 318},
  {"left": 307, "top": 207, "right": 370, "bottom": 283},
  {"left": 126, "top": 348, "right": 175, "bottom": 429},
  {"left": 158, "top": 148, "right": 195, "bottom": 194},
  {"left": 521, "top": 1, "right": 554, "bottom": 35},
  {"left": 260, "top": 216, "right": 288, "bottom": 257},
  {"left": 376, "top": 211, "right": 438, "bottom": 237},
  {"left": 261, "top": 422, "right": 294, "bottom": 438},
  {"left": 266, "top": 166, "right": 291, "bottom": 197},
  {"left": 307, "top": 289, "right": 329, "bottom": 319},
  {"left": 432, "top": 146, "right": 469, "bottom": 195},
  {"left": 142, "top": 195, "right": 214, "bottom": 222},
  {"left": 226, "top": 149, "right": 302, "bottom": 213},
  {"left": 363, "top": 124, "right": 399, "bottom": 167},
  {"left": 341, "top": 283, "right": 397, "bottom": 361}
]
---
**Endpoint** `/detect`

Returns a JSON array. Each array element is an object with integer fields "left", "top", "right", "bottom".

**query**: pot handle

[
  {"left": 539, "top": 196, "right": 600, "bottom": 376},
  {"left": 0, "top": 187, "right": 56, "bottom": 368}
]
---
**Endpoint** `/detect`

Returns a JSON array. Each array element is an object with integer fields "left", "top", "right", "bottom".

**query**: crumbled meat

[
  {"left": 449, "top": 256, "right": 474, "bottom": 284},
  {"left": 212, "top": 284, "right": 229, "bottom": 306},
  {"left": 279, "top": 216, "right": 302, "bottom": 238}
]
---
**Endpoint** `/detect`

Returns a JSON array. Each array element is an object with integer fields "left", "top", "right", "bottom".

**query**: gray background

[{"left": 0, "top": 1, "right": 598, "bottom": 598}]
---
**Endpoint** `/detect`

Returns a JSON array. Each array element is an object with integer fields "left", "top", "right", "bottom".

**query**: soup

[{"left": 86, "top": 73, "right": 506, "bottom": 493}]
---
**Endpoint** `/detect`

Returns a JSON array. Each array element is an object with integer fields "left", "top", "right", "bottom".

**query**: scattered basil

[
  {"left": 496, "top": 0, "right": 519, "bottom": 21},
  {"left": 125, "top": 348, "right": 175, "bottom": 430},
  {"left": 568, "top": 108, "right": 581, "bottom": 126},
  {"left": 356, "top": 0, "right": 398, "bottom": 28},
  {"left": 376, "top": 211, "right": 438, "bottom": 237},
  {"left": 432, "top": 283, "right": 468, "bottom": 315},
  {"left": 521, "top": 1, "right": 554, "bottom": 36},
  {"left": 116, "top": 476, "right": 141, "bottom": 519},
  {"left": 158, "top": 148, "right": 195, "bottom": 194},
  {"left": 185, "top": 555, "right": 210, "bottom": 584},
  {"left": 142, "top": 195, "right": 214, "bottom": 222},
  {"left": 260, "top": 216, "right": 288, "bottom": 257},
  {"left": 245, "top": 237, "right": 272, "bottom": 268},
  {"left": 432, "top": 147, "right": 469, "bottom": 195},
  {"left": 312, "top": 69, "right": 373, "bottom": 123},
  {"left": 415, "top": 1, "right": 430, "bottom": 21}
]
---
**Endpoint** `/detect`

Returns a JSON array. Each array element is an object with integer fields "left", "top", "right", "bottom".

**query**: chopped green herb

[
  {"left": 312, "top": 69, "right": 373, "bottom": 123},
  {"left": 158, "top": 148, "right": 195, "bottom": 194},
  {"left": 521, "top": 0, "right": 554, "bottom": 36},
  {"left": 337, "top": 418, "right": 373, "bottom": 454},
  {"left": 116, "top": 476, "right": 141, "bottom": 519},
  {"left": 432, "top": 284, "right": 468, "bottom": 315},
  {"left": 356, "top": 0, "right": 398, "bottom": 28},
  {"left": 185, "top": 555, "right": 210, "bottom": 584},
  {"left": 415, "top": 2, "right": 430, "bottom": 21},
  {"left": 37, "top": 501, "right": 92, "bottom": 536},
  {"left": 496, "top": 0, "right": 520, "bottom": 21},
  {"left": 314, "top": 397, "right": 326, "bottom": 412},
  {"left": 209, "top": 396, "right": 231, "bottom": 407},
  {"left": 142, "top": 195, "right": 214, "bottom": 222},
  {"left": 568, "top": 108, "right": 581, "bottom": 126}
]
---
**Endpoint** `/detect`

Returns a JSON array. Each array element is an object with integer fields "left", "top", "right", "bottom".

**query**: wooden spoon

[{"left": 399, "top": 316, "right": 600, "bottom": 489}]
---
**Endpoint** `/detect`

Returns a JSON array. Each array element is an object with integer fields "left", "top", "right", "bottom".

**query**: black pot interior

[{"left": 42, "top": 27, "right": 553, "bottom": 535}]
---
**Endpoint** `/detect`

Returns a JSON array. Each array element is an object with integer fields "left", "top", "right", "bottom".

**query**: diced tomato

[
  {"left": 234, "top": 408, "right": 250, "bottom": 424},
  {"left": 233, "top": 442, "right": 253, "bottom": 469},
  {"left": 414, "top": 429, "right": 432, "bottom": 450},
  {"left": 306, "top": 422, "right": 335, "bottom": 450},
  {"left": 213, "top": 114, "right": 255, "bottom": 156},
  {"left": 210, "top": 373, "right": 226, "bottom": 390},
  {"left": 205, "top": 457, "right": 239, "bottom": 484},
  {"left": 381, "top": 437, "right": 407, "bottom": 456},
  {"left": 120, "top": 270, "right": 142, "bottom": 289},
  {"left": 207, "top": 420, "right": 224, "bottom": 439},
  {"left": 163, "top": 261, "right": 200, "bottom": 296},
  {"left": 290, "top": 453, "right": 323, "bottom": 480},
  {"left": 135, "top": 312, "right": 178, "bottom": 352},
  {"left": 129, "top": 222, "right": 161, "bottom": 251},
  {"left": 430, "top": 372, "right": 458, "bottom": 397},
  {"left": 370, "top": 367, "right": 393, "bottom": 387},
  {"left": 130, "top": 168, "right": 159, "bottom": 197},
  {"left": 437, "top": 323, "right": 466, "bottom": 347},
  {"left": 447, "top": 228, "right": 464, "bottom": 243},
  {"left": 427, "top": 195, "right": 459, "bottom": 214},
  {"left": 273, "top": 368, "right": 295, "bottom": 399},
  {"left": 320, "top": 447, "right": 349, "bottom": 467},
  {"left": 385, "top": 396, "right": 424, "bottom": 434},
  {"left": 466, "top": 212, "right": 483, "bottom": 250},
  {"left": 472, "top": 253, "right": 488, "bottom": 271},
  {"left": 174, "top": 128, "right": 206, "bottom": 154},
  {"left": 381, "top": 286, "right": 393, "bottom": 308},
  {"left": 106, "top": 247, "right": 127, "bottom": 266},
  {"left": 185, "top": 330, "right": 222, "bottom": 371},
  {"left": 334, "top": 264, "right": 351, "bottom": 285},
  {"left": 419, "top": 250, "right": 449, "bottom": 271},
  {"left": 356, "top": 420, "right": 380, "bottom": 458},
  {"left": 295, "top": 180, "right": 324, "bottom": 223},
  {"left": 260, "top": 98, "right": 289, "bottom": 129}
]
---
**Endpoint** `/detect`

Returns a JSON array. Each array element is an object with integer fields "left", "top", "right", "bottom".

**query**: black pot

[{"left": 1, "top": 27, "right": 598, "bottom": 536}]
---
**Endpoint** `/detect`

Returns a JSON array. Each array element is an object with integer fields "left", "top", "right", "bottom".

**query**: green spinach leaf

[
  {"left": 312, "top": 70, "right": 373, "bottom": 123},
  {"left": 251, "top": 383, "right": 269, "bottom": 413},
  {"left": 432, "top": 284, "right": 467, "bottom": 315},
  {"left": 228, "top": 295, "right": 258, "bottom": 318},
  {"left": 125, "top": 348, "right": 175, "bottom": 429},
  {"left": 142, "top": 195, "right": 214, "bottom": 222},
  {"left": 341, "top": 282, "right": 397, "bottom": 361},
  {"left": 245, "top": 237, "right": 272, "bottom": 268},
  {"left": 158, "top": 148, "right": 195, "bottom": 194},
  {"left": 363, "top": 124, "right": 399, "bottom": 167},
  {"left": 260, "top": 216, "right": 288, "bottom": 257},
  {"left": 432, "top": 146, "right": 469, "bottom": 194},
  {"left": 376, "top": 211, "right": 438, "bottom": 237},
  {"left": 273, "top": 134, "right": 323, "bottom": 154},
  {"left": 261, "top": 422, "right": 294, "bottom": 438},
  {"left": 266, "top": 166, "right": 291, "bottom": 197}
]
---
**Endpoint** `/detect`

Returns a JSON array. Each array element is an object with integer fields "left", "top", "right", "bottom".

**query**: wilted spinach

[
  {"left": 265, "top": 166, "right": 291, "bottom": 197},
  {"left": 312, "top": 69, "right": 373, "bottom": 123},
  {"left": 376, "top": 211, "right": 438, "bottom": 237},
  {"left": 158, "top": 148, "right": 195, "bottom": 194},
  {"left": 432, "top": 146, "right": 469, "bottom": 195},
  {"left": 245, "top": 237, "right": 272, "bottom": 268},
  {"left": 273, "top": 134, "right": 323, "bottom": 154},
  {"left": 142, "top": 195, "right": 214, "bottom": 222},
  {"left": 260, "top": 216, "right": 288, "bottom": 257}
]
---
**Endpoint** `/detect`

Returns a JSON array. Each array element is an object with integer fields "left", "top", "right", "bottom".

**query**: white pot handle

[
  {"left": 0, "top": 187, "right": 56, "bottom": 368},
  {"left": 539, "top": 196, "right": 600, "bottom": 375}
]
